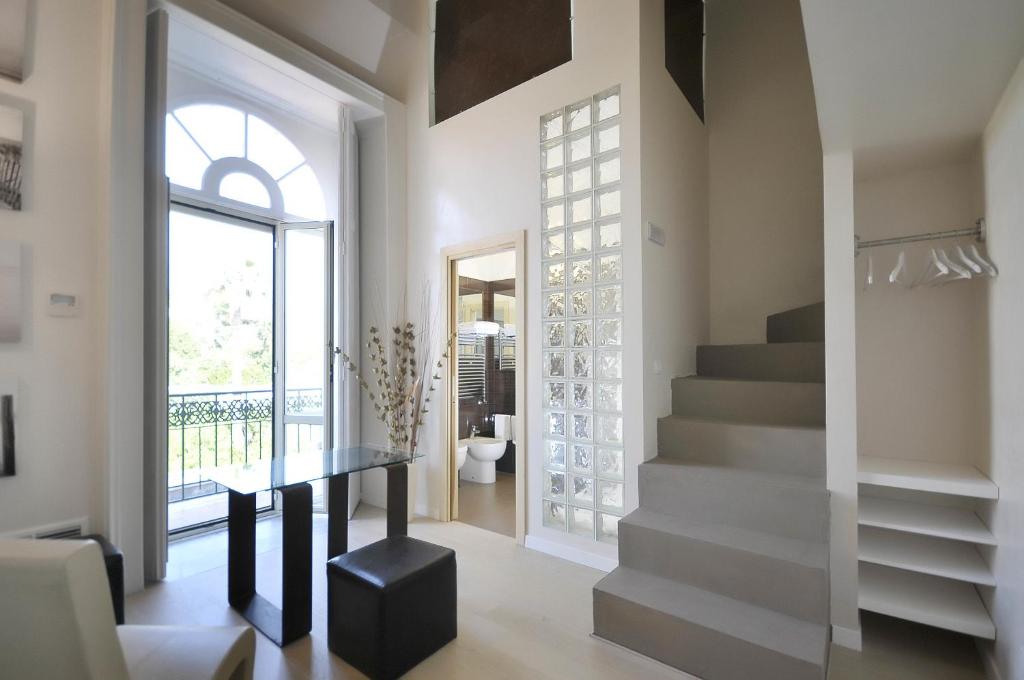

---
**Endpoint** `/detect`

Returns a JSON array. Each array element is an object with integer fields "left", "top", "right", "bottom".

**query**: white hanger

[
  {"left": 936, "top": 248, "right": 971, "bottom": 281},
  {"left": 889, "top": 250, "right": 910, "bottom": 286},
  {"left": 969, "top": 244, "right": 998, "bottom": 277},
  {"left": 955, "top": 245, "right": 983, "bottom": 274},
  {"left": 913, "top": 248, "right": 948, "bottom": 288},
  {"left": 864, "top": 254, "right": 874, "bottom": 289}
]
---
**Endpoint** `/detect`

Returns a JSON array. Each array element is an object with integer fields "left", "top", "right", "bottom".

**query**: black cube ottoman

[{"left": 326, "top": 536, "right": 456, "bottom": 680}]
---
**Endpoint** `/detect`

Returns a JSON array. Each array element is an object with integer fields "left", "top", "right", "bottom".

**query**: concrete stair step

[
  {"left": 593, "top": 567, "right": 828, "bottom": 680},
  {"left": 697, "top": 342, "right": 824, "bottom": 382},
  {"left": 658, "top": 415, "right": 825, "bottom": 478},
  {"left": 638, "top": 458, "right": 829, "bottom": 541},
  {"left": 618, "top": 508, "right": 828, "bottom": 623},
  {"left": 671, "top": 377, "right": 825, "bottom": 427},
  {"left": 766, "top": 302, "right": 824, "bottom": 343}
]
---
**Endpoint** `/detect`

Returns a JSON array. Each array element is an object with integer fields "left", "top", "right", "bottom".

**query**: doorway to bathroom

[{"left": 442, "top": 234, "right": 526, "bottom": 542}]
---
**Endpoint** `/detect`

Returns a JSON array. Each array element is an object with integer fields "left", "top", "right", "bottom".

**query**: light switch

[{"left": 48, "top": 293, "right": 79, "bottom": 317}]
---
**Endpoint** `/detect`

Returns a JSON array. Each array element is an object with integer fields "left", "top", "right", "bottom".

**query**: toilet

[{"left": 458, "top": 437, "right": 507, "bottom": 484}]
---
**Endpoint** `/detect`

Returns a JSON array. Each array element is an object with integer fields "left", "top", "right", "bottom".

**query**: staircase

[{"left": 593, "top": 302, "right": 829, "bottom": 680}]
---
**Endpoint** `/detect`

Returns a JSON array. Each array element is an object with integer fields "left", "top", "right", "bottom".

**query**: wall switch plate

[
  {"left": 47, "top": 293, "right": 79, "bottom": 317},
  {"left": 647, "top": 221, "right": 666, "bottom": 246}
]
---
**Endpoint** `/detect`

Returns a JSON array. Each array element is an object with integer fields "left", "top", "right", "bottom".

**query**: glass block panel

[
  {"left": 544, "top": 351, "right": 566, "bottom": 378},
  {"left": 573, "top": 413, "right": 593, "bottom": 441},
  {"left": 597, "top": 285, "right": 623, "bottom": 314},
  {"left": 545, "top": 381, "right": 566, "bottom": 409},
  {"left": 571, "top": 475, "right": 595, "bottom": 508},
  {"left": 567, "top": 130, "right": 592, "bottom": 162},
  {"left": 596, "top": 153, "right": 621, "bottom": 186},
  {"left": 572, "top": 444, "right": 594, "bottom": 474},
  {"left": 570, "top": 507, "right": 595, "bottom": 537},
  {"left": 541, "top": 110, "right": 564, "bottom": 140},
  {"left": 544, "top": 261, "right": 566, "bottom": 289},
  {"left": 545, "top": 439, "right": 566, "bottom": 469},
  {"left": 541, "top": 139, "right": 564, "bottom": 170},
  {"left": 598, "top": 220, "right": 622, "bottom": 249},
  {"left": 569, "top": 225, "right": 593, "bottom": 254},
  {"left": 571, "top": 350, "right": 593, "bottom": 379},
  {"left": 566, "top": 99, "right": 592, "bottom": 132},
  {"left": 571, "top": 320, "right": 592, "bottom": 347},
  {"left": 544, "top": 470, "right": 566, "bottom": 500},
  {"left": 541, "top": 169, "right": 565, "bottom": 200},
  {"left": 597, "top": 414, "right": 623, "bottom": 444},
  {"left": 597, "top": 382, "right": 622, "bottom": 412},
  {"left": 543, "top": 230, "right": 565, "bottom": 258},
  {"left": 598, "top": 253, "right": 623, "bottom": 282},
  {"left": 543, "top": 500, "right": 567, "bottom": 531},
  {"left": 544, "top": 291, "right": 565, "bottom": 318},
  {"left": 570, "top": 289, "right": 593, "bottom": 316},
  {"left": 597, "top": 318, "right": 622, "bottom": 346},
  {"left": 596, "top": 187, "right": 621, "bottom": 218},
  {"left": 596, "top": 447, "right": 624, "bottom": 480},
  {"left": 544, "top": 321, "right": 564, "bottom": 347},
  {"left": 567, "top": 161, "right": 593, "bottom": 194},
  {"left": 598, "top": 512, "right": 620, "bottom": 543},
  {"left": 595, "top": 87, "right": 620, "bottom": 121},
  {"left": 569, "top": 194, "right": 592, "bottom": 224},
  {"left": 595, "top": 120, "right": 620, "bottom": 153},
  {"left": 570, "top": 257, "right": 593, "bottom": 286},
  {"left": 596, "top": 350, "right": 623, "bottom": 379},
  {"left": 547, "top": 411, "right": 566, "bottom": 438},
  {"left": 572, "top": 382, "right": 592, "bottom": 410},
  {"left": 543, "top": 200, "right": 566, "bottom": 230},
  {"left": 598, "top": 480, "right": 625, "bottom": 513}
]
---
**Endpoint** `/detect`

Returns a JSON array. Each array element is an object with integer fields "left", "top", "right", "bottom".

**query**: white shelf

[
  {"left": 859, "top": 526, "right": 994, "bottom": 586},
  {"left": 859, "top": 563, "right": 995, "bottom": 639},
  {"left": 858, "top": 456, "right": 998, "bottom": 499},
  {"left": 859, "top": 496, "right": 997, "bottom": 546}
]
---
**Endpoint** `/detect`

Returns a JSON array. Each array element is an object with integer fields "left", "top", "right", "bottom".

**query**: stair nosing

[{"left": 641, "top": 457, "right": 828, "bottom": 492}]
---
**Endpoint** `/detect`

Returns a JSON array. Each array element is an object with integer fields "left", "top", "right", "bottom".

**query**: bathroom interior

[{"left": 454, "top": 250, "right": 517, "bottom": 538}]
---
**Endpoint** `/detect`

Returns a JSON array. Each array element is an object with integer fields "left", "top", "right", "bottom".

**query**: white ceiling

[{"left": 800, "top": 0, "right": 1024, "bottom": 176}]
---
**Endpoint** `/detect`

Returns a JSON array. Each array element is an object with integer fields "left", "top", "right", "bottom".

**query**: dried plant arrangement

[{"left": 341, "top": 317, "right": 455, "bottom": 454}]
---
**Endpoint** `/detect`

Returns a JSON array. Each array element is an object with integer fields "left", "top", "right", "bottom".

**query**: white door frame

[{"left": 440, "top": 231, "right": 527, "bottom": 544}]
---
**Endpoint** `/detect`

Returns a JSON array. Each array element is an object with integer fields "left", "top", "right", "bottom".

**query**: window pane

[
  {"left": 165, "top": 114, "right": 209, "bottom": 190},
  {"left": 219, "top": 173, "right": 271, "bottom": 209},
  {"left": 174, "top": 105, "right": 245, "bottom": 161},
  {"left": 279, "top": 164, "right": 327, "bottom": 219},
  {"left": 247, "top": 115, "right": 305, "bottom": 180}
]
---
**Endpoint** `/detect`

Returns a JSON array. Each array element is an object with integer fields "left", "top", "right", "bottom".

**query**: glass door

[{"left": 274, "top": 221, "right": 334, "bottom": 510}]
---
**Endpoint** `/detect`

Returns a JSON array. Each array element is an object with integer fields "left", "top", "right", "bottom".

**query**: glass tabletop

[{"left": 201, "top": 445, "right": 416, "bottom": 495}]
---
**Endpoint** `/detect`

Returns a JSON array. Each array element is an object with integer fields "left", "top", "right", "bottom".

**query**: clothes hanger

[
  {"left": 889, "top": 250, "right": 910, "bottom": 286},
  {"left": 864, "top": 254, "right": 874, "bottom": 289},
  {"left": 912, "top": 248, "right": 947, "bottom": 288},
  {"left": 955, "top": 245, "right": 983, "bottom": 274},
  {"left": 936, "top": 247, "right": 971, "bottom": 282},
  {"left": 969, "top": 244, "right": 998, "bottom": 277}
]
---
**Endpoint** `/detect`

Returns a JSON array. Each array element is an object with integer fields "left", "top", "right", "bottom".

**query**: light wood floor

[
  {"left": 128, "top": 507, "right": 986, "bottom": 679},
  {"left": 456, "top": 472, "right": 516, "bottom": 538}
]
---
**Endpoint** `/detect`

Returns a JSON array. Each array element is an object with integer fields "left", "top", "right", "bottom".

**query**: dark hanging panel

[
  {"left": 433, "top": 0, "right": 572, "bottom": 125},
  {"left": 665, "top": 0, "right": 705, "bottom": 122}
]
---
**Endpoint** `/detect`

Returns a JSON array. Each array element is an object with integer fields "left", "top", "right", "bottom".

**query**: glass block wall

[{"left": 540, "top": 86, "right": 623, "bottom": 544}]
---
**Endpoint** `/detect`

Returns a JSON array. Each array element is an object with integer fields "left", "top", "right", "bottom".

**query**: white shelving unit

[{"left": 857, "top": 456, "right": 998, "bottom": 639}]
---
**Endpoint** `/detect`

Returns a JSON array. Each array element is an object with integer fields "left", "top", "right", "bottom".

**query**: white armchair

[{"left": 0, "top": 538, "right": 256, "bottom": 680}]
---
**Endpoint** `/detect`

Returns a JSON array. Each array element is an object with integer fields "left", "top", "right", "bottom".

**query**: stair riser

[
  {"left": 671, "top": 379, "right": 825, "bottom": 427},
  {"left": 658, "top": 417, "right": 825, "bottom": 477},
  {"left": 639, "top": 465, "right": 829, "bottom": 541},
  {"left": 696, "top": 343, "right": 825, "bottom": 382},
  {"left": 766, "top": 303, "right": 825, "bottom": 344},
  {"left": 619, "top": 521, "right": 828, "bottom": 623},
  {"left": 594, "top": 590, "right": 826, "bottom": 680}
]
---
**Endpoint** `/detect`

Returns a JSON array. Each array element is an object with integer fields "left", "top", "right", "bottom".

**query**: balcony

[{"left": 168, "top": 387, "right": 323, "bottom": 532}]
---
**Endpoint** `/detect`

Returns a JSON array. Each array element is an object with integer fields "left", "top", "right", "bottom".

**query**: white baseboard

[
  {"left": 831, "top": 624, "right": 862, "bottom": 651},
  {"left": 525, "top": 534, "right": 618, "bottom": 572},
  {"left": 977, "top": 640, "right": 1003, "bottom": 680}
]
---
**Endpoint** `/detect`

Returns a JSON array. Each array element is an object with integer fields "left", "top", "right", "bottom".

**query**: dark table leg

[
  {"left": 327, "top": 473, "right": 350, "bottom": 559},
  {"left": 386, "top": 463, "right": 408, "bottom": 537},
  {"left": 227, "top": 483, "right": 312, "bottom": 647}
]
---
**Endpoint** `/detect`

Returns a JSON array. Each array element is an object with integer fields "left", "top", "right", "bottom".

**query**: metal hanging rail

[{"left": 855, "top": 219, "right": 985, "bottom": 254}]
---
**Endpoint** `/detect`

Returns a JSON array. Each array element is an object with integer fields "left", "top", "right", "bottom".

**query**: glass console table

[{"left": 202, "top": 446, "right": 416, "bottom": 646}]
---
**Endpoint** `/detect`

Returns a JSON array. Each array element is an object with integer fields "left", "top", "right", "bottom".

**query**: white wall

[
  {"left": 854, "top": 160, "right": 987, "bottom": 467},
  {"left": 638, "top": 0, "right": 709, "bottom": 462},
  {"left": 978, "top": 55, "right": 1024, "bottom": 680},
  {"left": 402, "top": 0, "right": 642, "bottom": 566},
  {"left": 706, "top": 0, "right": 823, "bottom": 344},
  {"left": 0, "top": 0, "right": 109, "bottom": 536}
]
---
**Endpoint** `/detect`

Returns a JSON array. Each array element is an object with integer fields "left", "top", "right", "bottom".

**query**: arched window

[{"left": 165, "top": 103, "right": 328, "bottom": 220}]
